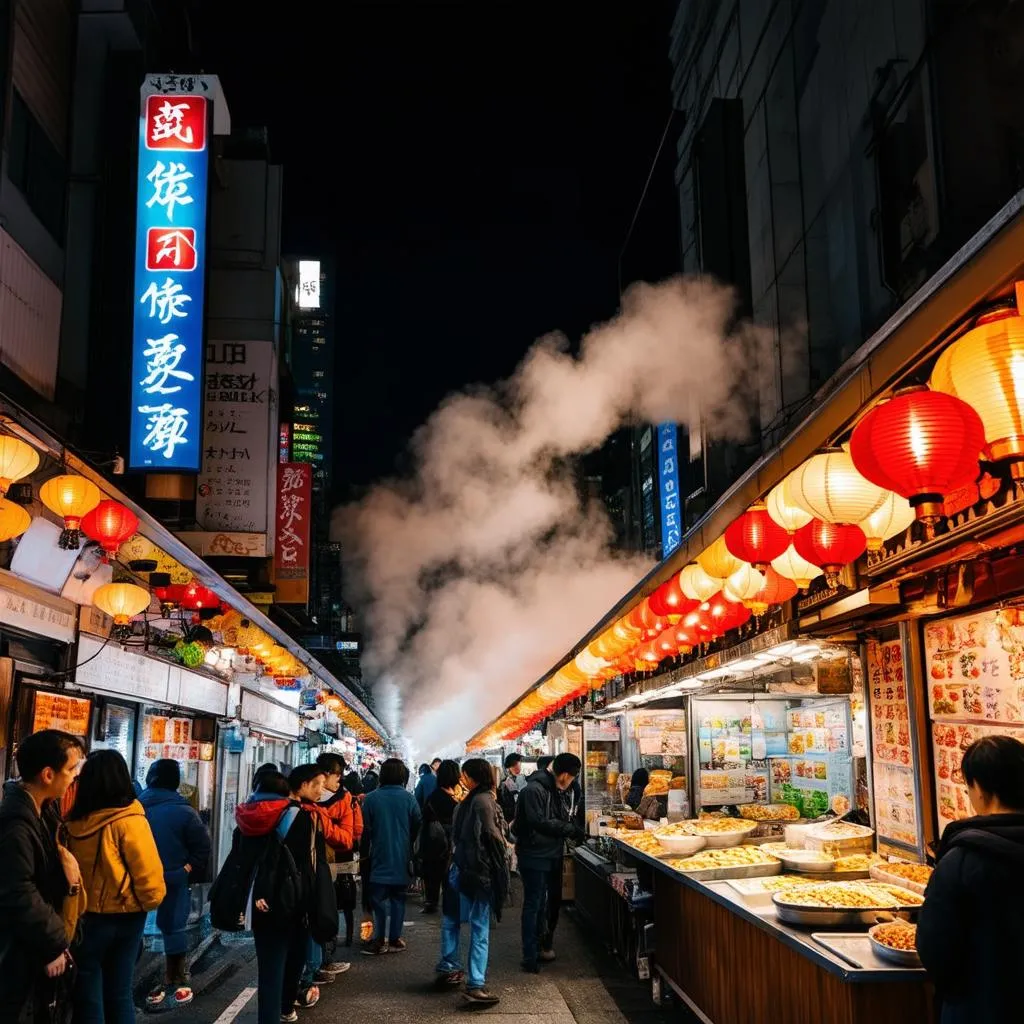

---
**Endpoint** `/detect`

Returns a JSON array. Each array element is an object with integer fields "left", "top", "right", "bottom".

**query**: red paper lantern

[
  {"left": 849, "top": 386, "right": 986, "bottom": 523},
  {"left": 648, "top": 574, "right": 698, "bottom": 618},
  {"left": 746, "top": 567, "right": 798, "bottom": 616},
  {"left": 794, "top": 519, "right": 867, "bottom": 589},
  {"left": 673, "top": 625, "right": 696, "bottom": 654},
  {"left": 709, "top": 594, "right": 751, "bottom": 633},
  {"left": 152, "top": 582, "right": 188, "bottom": 612},
  {"left": 180, "top": 582, "right": 221, "bottom": 610},
  {"left": 637, "top": 599, "right": 667, "bottom": 638},
  {"left": 724, "top": 504, "right": 790, "bottom": 569},
  {"left": 81, "top": 500, "right": 139, "bottom": 561},
  {"left": 655, "top": 626, "right": 679, "bottom": 658},
  {"left": 636, "top": 640, "right": 662, "bottom": 667}
]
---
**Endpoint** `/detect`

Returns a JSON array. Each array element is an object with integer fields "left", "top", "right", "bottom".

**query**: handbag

[
  {"left": 55, "top": 830, "right": 87, "bottom": 944},
  {"left": 334, "top": 873, "right": 356, "bottom": 911}
]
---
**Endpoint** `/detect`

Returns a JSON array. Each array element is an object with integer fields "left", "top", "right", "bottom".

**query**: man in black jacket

[
  {"left": 514, "top": 752, "right": 584, "bottom": 972},
  {"left": 0, "top": 729, "right": 85, "bottom": 1020},
  {"left": 917, "top": 735, "right": 1024, "bottom": 1024}
]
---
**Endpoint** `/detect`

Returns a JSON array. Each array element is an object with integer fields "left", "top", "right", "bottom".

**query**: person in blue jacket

[{"left": 140, "top": 759, "right": 211, "bottom": 1009}]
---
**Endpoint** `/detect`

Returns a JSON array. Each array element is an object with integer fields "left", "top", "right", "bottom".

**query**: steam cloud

[{"left": 334, "top": 277, "right": 772, "bottom": 754}]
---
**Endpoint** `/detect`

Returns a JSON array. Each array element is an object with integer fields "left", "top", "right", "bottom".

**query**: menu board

[
  {"left": 866, "top": 637, "right": 921, "bottom": 849},
  {"left": 924, "top": 609, "right": 1024, "bottom": 833},
  {"left": 33, "top": 692, "right": 91, "bottom": 737},
  {"left": 695, "top": 700, "right": 784, "bottom": 806}
]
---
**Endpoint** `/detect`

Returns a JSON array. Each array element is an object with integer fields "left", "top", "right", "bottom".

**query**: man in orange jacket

[{"left": 300, "top": 753, "right": 358, "bottom": 986}]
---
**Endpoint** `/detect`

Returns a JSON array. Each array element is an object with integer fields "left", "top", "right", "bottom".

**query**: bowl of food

[
  {"left": 680, "top": 818, "right": 759, "bottom": 848},
  {"left": 654, "top": 832, "right": 707, "bottom": 856},
  {"left": 868, "top": 921, "right": 921, "bottom": 967}
]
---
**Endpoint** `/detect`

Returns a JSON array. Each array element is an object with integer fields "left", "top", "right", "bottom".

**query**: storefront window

[{"left": 89, "top": 701, "right": 137, "bottom": 769}]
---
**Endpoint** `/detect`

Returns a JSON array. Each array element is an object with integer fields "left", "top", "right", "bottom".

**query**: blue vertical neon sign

[
  {"left": 128, "top": 87, "right": 209, "bottom": 471},
  {"left": 657, "top": 422, "right": 682, "bottom": 557}
]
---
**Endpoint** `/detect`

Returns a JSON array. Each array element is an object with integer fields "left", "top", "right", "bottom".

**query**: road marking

[{"left": 213, "top": 986, "right": 257, "bottom": 1024}]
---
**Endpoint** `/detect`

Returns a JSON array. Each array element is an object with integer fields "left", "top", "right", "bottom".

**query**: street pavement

[{"left": 151, "top": 883, "right": 690, "bottom": 1024}]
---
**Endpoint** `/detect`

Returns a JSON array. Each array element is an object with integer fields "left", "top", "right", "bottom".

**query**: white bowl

[{"left": 654, "top": 834, "right": 707, "bottom": 856}]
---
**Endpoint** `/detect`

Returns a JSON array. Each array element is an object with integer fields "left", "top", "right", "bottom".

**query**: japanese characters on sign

[
  {"left": 275, "top": 463, "right": 312, "bottom": 604},
  {"left": 196, "top": 341, "right": 273, "bottom": 533},
  {"left": 297, "top": 260, "right": 321, "bottom": 309},
  {"left": 656, "top": 422, "right": 682, "bottom": 557},
  {"left": 129, "top": 84, "right": 209, "bottom": 470}
]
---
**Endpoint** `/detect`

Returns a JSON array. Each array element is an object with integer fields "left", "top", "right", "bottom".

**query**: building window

[{"left": 7, "top": 90, "right": 66, "bottom": 242}]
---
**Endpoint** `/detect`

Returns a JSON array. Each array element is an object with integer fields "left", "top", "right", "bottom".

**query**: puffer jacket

[
  {"left": 513, "top": 768, "right": 579, "bottom": 865},
  {"left": 65, "top": 800, "right": 166, "bottom": 914}
]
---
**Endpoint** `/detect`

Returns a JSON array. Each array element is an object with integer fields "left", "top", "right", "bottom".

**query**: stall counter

[{"left": 611, "top": 839, "right": 933, "bottom": 1024}]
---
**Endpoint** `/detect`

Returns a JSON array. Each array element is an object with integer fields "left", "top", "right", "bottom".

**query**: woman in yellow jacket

[{"left": 65, "top": 750, "right": 166, "bottom": 1024}]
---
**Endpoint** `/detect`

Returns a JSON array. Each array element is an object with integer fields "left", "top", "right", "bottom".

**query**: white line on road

[{"left": 213, "top": 986, "right": 257, "bottom": 1024}]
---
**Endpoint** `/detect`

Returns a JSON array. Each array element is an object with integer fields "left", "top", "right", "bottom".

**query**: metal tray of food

[
  {"left": 868, "top": 923, "right": 922, "bottom": 967},
  {"left": 671, "top": 859, "right": 782, "bottom": 882},
  {"left": 772, "top": 896, "right": 918, "bottom": 928}
]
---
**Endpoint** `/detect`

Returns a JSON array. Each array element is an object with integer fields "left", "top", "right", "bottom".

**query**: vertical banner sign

[
  {"left": 129, "top": 83, "right": 210, "bottom": 471},
  {"left": 196, "top": 341, "right": 273, "bottom": 532},
  {"left": 657, "top": 422, "right": 682, "bottom": 557},
  {"left": 275, "top": 463, "right": 312, "bottom": 604}
]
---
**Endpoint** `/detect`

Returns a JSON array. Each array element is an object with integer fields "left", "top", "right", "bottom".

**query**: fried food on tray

[
  {"left": 774, "top": 880, "right": 920, "bottom": 909},
  {"left": 874, "top": 862, "right": 932, "bottom": 885},
  {"left": 832, "top": 853, "right": 884, "bottom": 872},
  {"left": 760, "top": 875, "right": 820, "bottom": 892},
  {"left": 872, "top": 922, "right": 917, "bottom": 951},
  {"left": 738, "top": 803, "right": 801, "bottom": 821},
  {"left": 668, "top": 846, "right": 779, "bottom": 872},
  {"left": 681, "top": 818, "right": 757, "bottom": 835}
]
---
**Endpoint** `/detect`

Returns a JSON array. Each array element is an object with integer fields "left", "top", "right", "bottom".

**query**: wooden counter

[{"left": 612, "top": 840, "right": 934, "bottom": 1024}]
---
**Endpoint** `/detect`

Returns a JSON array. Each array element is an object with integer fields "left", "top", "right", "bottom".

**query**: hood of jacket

[
  {"left": 939, "top": 812, "right": 1024, "bottom": 868},
  {"left": 65, "top": 799, "right": 146, "bottom": 840},
  {"left": 0, "top": 779, "right": 42, "bottom": 826},
  {"left": 140, "top": 786, "right": 189, "bottom": 811},
  {"left": 527, "top": 767, "right": 559, "bottom": 799},
  {"left": 235, "top": 794, "right": 290, "bottom": 837}
]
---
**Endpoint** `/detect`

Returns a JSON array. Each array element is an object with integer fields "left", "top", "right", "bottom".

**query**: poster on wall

[
  {"left": 32, "top": 692, "right": 91, "bottom": 737},
  {"left": 866, "top": 637, "right": 921, "bottom": 848},
  {"left": 924, "top": 608, "right": 1024, "bottom": 833}
]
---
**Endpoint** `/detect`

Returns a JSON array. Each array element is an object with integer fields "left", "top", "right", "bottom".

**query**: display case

[
  {"left": 621, "top": 708, "right": 688, "bottom": 810},
  {"left": 691, "top": 695, "right": 856, "bottom": 819},
  {"left": 582, "top": 717, "right": 621, "bottom": 817}
]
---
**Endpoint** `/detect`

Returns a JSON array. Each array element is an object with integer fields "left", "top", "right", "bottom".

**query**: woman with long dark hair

[
  {"left": 435, "top": 757, "right": 510, "bottom": 1007},
  {"left": 65, "top": 750, "right": 166, "bottom": 1024}
]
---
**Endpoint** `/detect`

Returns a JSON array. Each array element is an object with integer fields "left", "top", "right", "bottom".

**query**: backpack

[
  {"left": 209, "top": 821, "right": 303, "bottom": 931},
  {"left": 497, "top": 777, "right": 518, "bottom": 831}
]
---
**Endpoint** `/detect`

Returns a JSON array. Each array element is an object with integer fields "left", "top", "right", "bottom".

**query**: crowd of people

[{"left": 3, "top": 722, "right": 1024, "bottom": 1024}]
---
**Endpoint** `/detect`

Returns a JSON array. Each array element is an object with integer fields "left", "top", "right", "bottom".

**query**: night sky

[{"left": 195, "top": 3, "right": 679, "bottom": 491}]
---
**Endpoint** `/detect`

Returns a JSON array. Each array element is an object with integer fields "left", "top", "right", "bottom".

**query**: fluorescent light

[
  {"left": 728, "top": 658, "right": 763, "bottom": 672},
  {"left": 698, "top": 667, "right": 733, "bottom": 680},
  {"left": 679, "top": 679, "right": 704, "bottom": 689}
]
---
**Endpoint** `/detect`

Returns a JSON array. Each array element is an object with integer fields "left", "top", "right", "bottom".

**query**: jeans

[
  {"left": 370, "top": 882, "right": 407, "bottom": 943},
  {"left": 73, "top": 911, "right": 147, "bottom": 1024},
  {"left": 519, "top": 860, "right": 561, "bottom": 963},
  {"left": 300, "top": 931, "right": 326, "bottom": 986},
  {"left": 252, "top": 917, "right": 308, "bottom": 1024},
  {"left": 156, "top": 880, "right": 191, "bottom": 956},
  {"left": 436, "top": 893, "right": 491, "bottom": 989}
]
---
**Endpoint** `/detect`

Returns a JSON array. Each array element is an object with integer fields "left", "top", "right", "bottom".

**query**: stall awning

[
  {"left": 470, "top": 189, "right": 1024, "bottom": 747},
  {"left": 0, "top": 406, "right": 388, "bottom": 743}
]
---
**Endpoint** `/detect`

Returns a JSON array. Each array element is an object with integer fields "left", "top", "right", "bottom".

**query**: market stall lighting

[
  {"left": 765, "top": 477, "right": 813, "bottom": 534},
  {"left": 81, "top": 499, "right": 140, "bottom": 561},
  {"left": 697, "top": 536, "right": 743, "bottom": 581},
  {"left": 858, "top": 491, "right": 917, "bottom": 552},
  {"left": 39, "top": 473, "right": 102, "bottom": 549},
  {"left": 849, "top": 386, "right": 987, "bottom": 524},
  {"left": 930, "top": 293, "right": 1024, "bottom": 478},
  {"left": 0, "top": 435, "right": 40, "bottom": 495},
  {"left": 745, "top": 566, "right": 798, "bottom": 616},
  {"left": 794, "top": 519, "right": 867, "bottom": 589},
  {"left": 0, "top": 497, "right": 30, "bottom": 543},
  {"left": 722, "top": 563, "right": 765, "bottom": 603},
  {"left": 647, "top": 573, "right": 695, "bottom": 618},
  {"left": 679, "top": 563, "right": 721, "bottom": 602},
  {"left": 92, "top": 582, "right": 150, "bottom": 638},
  {"left": 724, "top": 504, "right": 791, "bottom": 569},
  {"left": 785, "top": 448, "right": 889, "bottom": 525},
  {"left": 771, "top": 544, "right": 824, "bottom": 591},
  {"left": 728, "top": 658, "right": 766, "bottom": 672}
]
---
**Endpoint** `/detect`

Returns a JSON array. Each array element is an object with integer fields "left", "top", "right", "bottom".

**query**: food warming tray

[
  {"left": 868, "top": 924, "right": 922, "bottom": 967},
  {"left": 672, "top": 859, "right": 782, "bottom": 882},
  {"left": 771, "top": 897, "right": 918, "bottom": 928}
]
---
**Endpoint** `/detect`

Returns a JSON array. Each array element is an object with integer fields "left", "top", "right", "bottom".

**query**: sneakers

[
  {"left": 361, "top": 940, "right": 387, "bottom": 956},
  {"left": 464, "top": 988, "right": 500, "bottom": 1006},
  {"left": 389, "top": 938, "right": 407, "bottom": 952},
  {"left": 172, "top": 986, "right": 194, "bottom": 1007},
  {"left": 320, "top": 961, "right": 351, "bottom": 975},
  {"left": 312, "top": 970, "right": 336, "bottom": 985},
  {"left": 293, "top": 985, "right": 320, "bottom": 1009},
  {"left": 435, "top": 969, "right": 464, "bottom": 987},
  {"left": 539, "top": 949, "right": 556, "bottom": 962},
  {"left": 280, "top": 1013, "right": 298, "bottom": 1023}
]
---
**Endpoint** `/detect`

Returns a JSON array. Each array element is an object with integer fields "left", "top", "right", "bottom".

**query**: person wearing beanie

[{"left": 140, "top": 758, "right": 212, "bottom": 1010}]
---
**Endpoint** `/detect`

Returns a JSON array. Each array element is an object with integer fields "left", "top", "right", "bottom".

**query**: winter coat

[
  {"left": 497, "top": 772, "right": 519, "bottom": 827},
  {"left": 916, "top": 813, "right": 1024, "bottom": 1024},
  {"left": 451, "top": 788, "right": 510, "bottom": 920},
  {"left": 65, "top": 800, "right": 166, "bottom": 914},
  {"left": 312, "top": 787, "right": 356, "bottom": 861},
  {"left": 415, "top": 770, "right": 438, "bottom": 809},
  {"left": 514, "top": 768, "right": 578, "bottom": 866},
  {"left": 0, "top": 782, "right": 69, "bottom": 971},
  {"left": 140, "top": 786, "right": 211, "bottom": 887},
  {"left": 362, "top": 784, "right": 421, "bottom": 885},
  {"left": 420, "top": 788, "right": 458, "bottom": 874}
]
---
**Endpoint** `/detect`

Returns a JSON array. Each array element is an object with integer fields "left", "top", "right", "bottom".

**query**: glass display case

[{"left": 582, "top": 717, "right": 622, "bottom": 818}]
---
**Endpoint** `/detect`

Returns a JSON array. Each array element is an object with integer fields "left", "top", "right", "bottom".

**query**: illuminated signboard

[
  {"left": 279, "top": 422, "right": 291, "bottom": 463},
  {"left": 129, "top": 83, "right": 210, "bottom": 471},
  {"left": 657, "top": 422, "right": 682, "bottom": 557},
  {"left": 297, "top": 260, "right": 321, "bottom": 309}
]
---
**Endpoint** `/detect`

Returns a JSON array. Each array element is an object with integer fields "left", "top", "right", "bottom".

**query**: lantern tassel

[{"left": 58, "top": 527, "right": 82, "bottom": 550}]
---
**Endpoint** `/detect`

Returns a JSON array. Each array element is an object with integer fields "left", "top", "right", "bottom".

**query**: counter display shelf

[{"left": 610, "top": 838, "right": 932, "bottom": 1024}]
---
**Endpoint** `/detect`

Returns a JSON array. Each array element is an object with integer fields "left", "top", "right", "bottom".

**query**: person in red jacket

[{"left": 299, "top": 753, "right": 356, "bottom": 985}]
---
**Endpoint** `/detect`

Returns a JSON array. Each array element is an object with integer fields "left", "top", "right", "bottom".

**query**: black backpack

[{"left": 209, "top": 825, "right": 304, "bottom": 931}]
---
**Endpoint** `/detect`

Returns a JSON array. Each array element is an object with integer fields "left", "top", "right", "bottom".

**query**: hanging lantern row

[{"left": 488, "top": 286, "right": 1024, "bottom": 744}]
